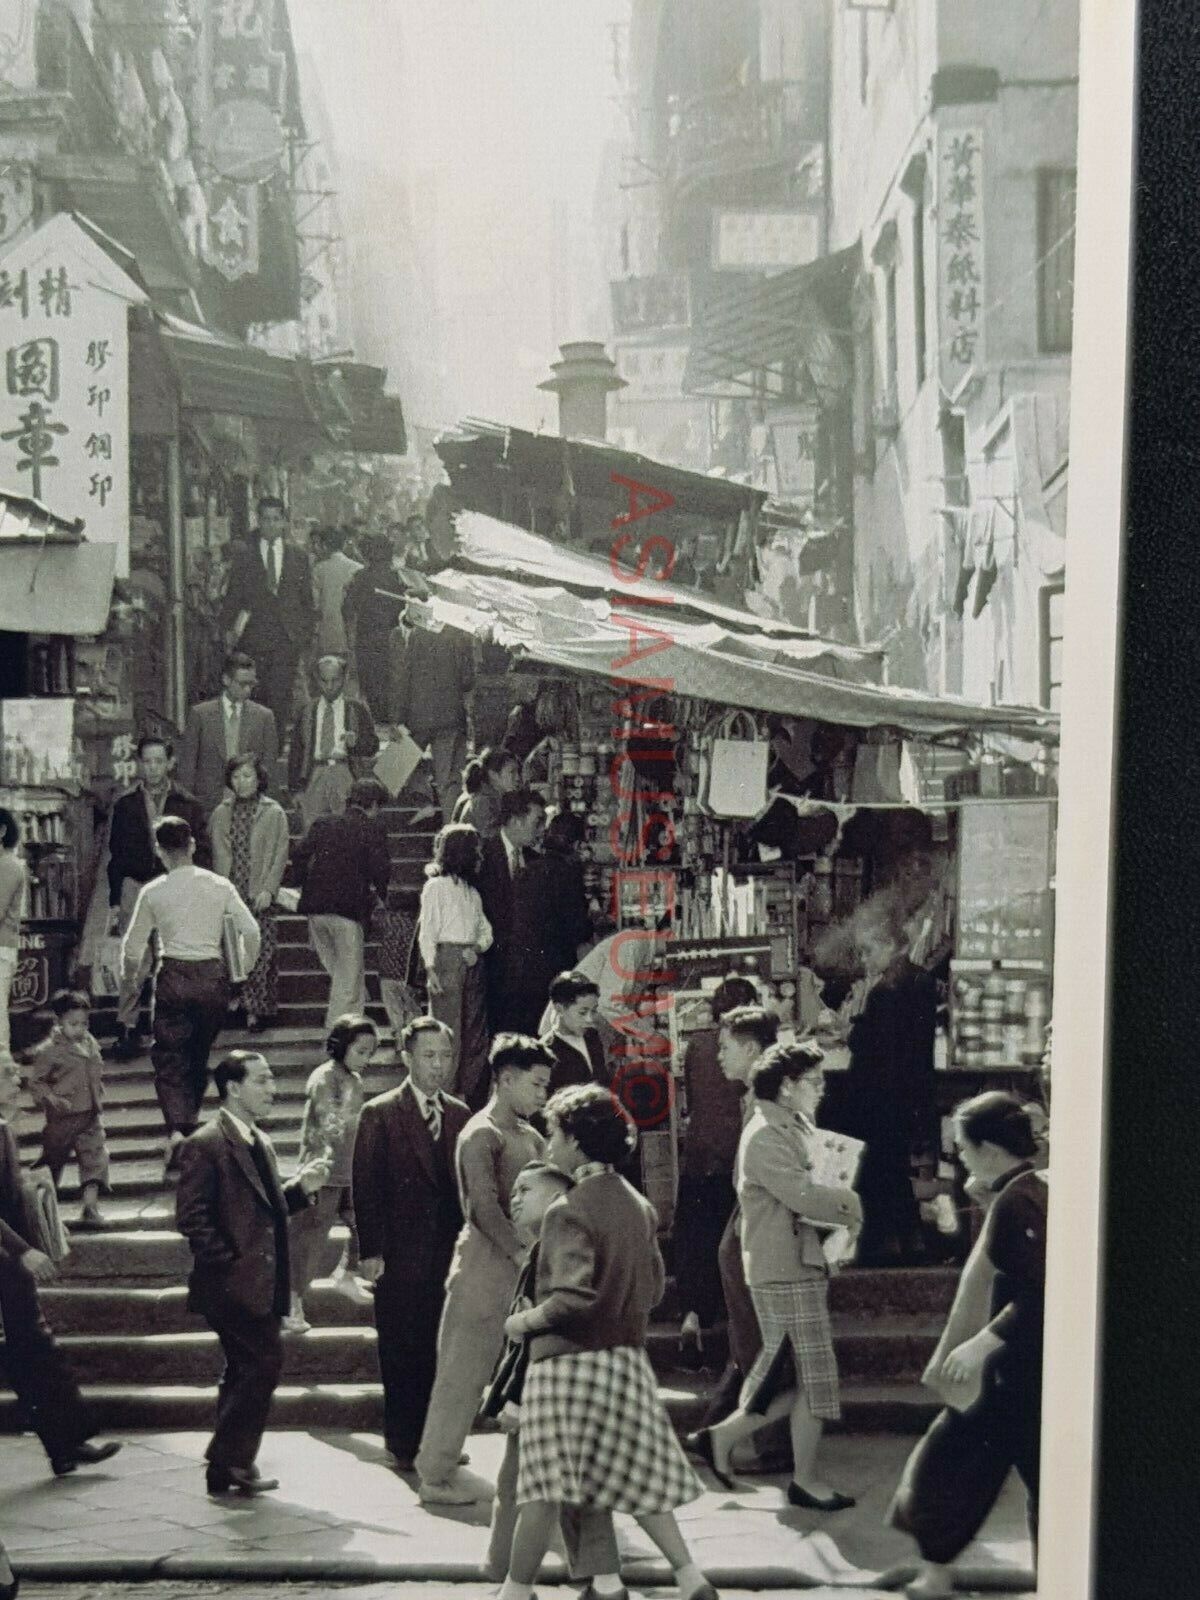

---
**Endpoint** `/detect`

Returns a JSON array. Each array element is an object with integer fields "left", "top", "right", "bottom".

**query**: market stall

[{"left": 403, "top": 513, "right": 1059, "bottom": 1240}]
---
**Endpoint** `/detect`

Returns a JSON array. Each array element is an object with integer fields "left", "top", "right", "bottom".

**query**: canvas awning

[
  {"left": 418, "top": 551, "right": 1058, "bottom": 741},
  {"left": 0, "top": 542, "right": 117, "bottom": 636},
  {"left": 453, "top": 512, "right": 877, "bottom": 656},
  {"left": 684, "top": 246, "right": 859, "bottom": 399}
]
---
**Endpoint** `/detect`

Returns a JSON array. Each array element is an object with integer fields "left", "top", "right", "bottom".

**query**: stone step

[{"left": 0, "top": 1375, "right": 936, "bottom": 1437}]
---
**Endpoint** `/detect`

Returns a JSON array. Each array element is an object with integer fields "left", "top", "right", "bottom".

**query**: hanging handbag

[{"left": 701, "top": 709, "right": 770, "bottom": 819}]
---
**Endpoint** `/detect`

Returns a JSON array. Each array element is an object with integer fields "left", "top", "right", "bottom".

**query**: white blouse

[{"left": 418, "top": 874, "right": 493, "bottom": 969}]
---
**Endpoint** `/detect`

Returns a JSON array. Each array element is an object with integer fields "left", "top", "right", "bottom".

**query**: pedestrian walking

[
  {"left": 0, "top": 1054, "right": 122, "bottom": 1480},
  {"left": 342, "top": 533, "right": 407, "bottom": 723},
  {"left": 703, "top": 1003, "right": 779, "bottom": 1429},
  {"left": 310, "top": 526, "right": 362, "bottom": 658},
  {"left": 452, "top": 747, "right": 519, "bottom": 838},
  {"left": 352, "top": 1016, "right": 470, "bottom": 1468},
  {"left": 0, "top": 808, "right": 27, "bottom": 1066},
  {"left": 218, "top": 498, "right": 316, "bottom": 735},
  {"left": 292, "top": 779, "right": 391, "bottom": 1031},
  {"left": 418, "top": 823, "right": 493, "bottom": 1107},
  {"left": 286, "top": 1013, "right": 377, "bottom": 1332},
  {"left": 175, "top": 1050, "right": 326, "bottom": 1496},
  {"left": 287, "top": 655, "right": 380, "bottom": 830},
  {"left": 890, "top": 1093, "right": 1047, "bottom": 1600},
  {"left": 478, "top": 787, "right": 545, "bottom": 1035},
  {"left": 104, "top": 735, "right": 209, "bottom": 1059},
  {"left": 688, "top": 1041, "right": 862, "bottom": 1512},
  {"left": 499, "top": 1083, "right": 716, "bottom": 1600},
  {"left": 673, "top": 977, "right": 759, "bottom": 1360},
  {"left": 176, "top": 651, "right": 280, "bottom": 817},
  {"left": 415, "top": 1034, "right": 550, "bottom": 1506},
  {"left": 209, "top": 754, "right": 289, "bottom": 1032},
  {"left": 119, "top": 816, "right": 260, "bottom": 1177},
  {"left": 540, "top": 970, "right": 607, "bottom": 1094},
  {"left": 25, "top": 989, "right": 109, "bottom": 1227},
  {"left": 483, "top": 1159, "right": 624, "bottom": 1591},
  {"left": 390, "top": 613, "right": 476, "bottom": 825},
  {"left": 507, "top": 810, "right": 592, "bottom": 1019}
]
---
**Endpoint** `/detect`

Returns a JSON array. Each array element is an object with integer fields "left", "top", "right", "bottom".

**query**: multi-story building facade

[{"left": 829, "top": 0, "right": 1076, "bottom": 703}]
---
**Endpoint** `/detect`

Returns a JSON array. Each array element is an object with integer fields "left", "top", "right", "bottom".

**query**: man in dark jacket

[
  {"left": 352, "top": 1016, "right": 469, "bottom": 1468},
  {"left": 0, "top": 1055, "right": 123, "bottom": 1478},
  {"left": 218, "top": 498, "right": 316, "bottom": 733},
  {"left": 477, "top": 788, "right": 545, "bottom": 1034},
  {"left": 292, "top": 779, "right": 391, "bottom": 1030},
  {"left": 390, "top": 617, "right": 475, "bottom": 824},
  {"left": 176, "top": 1050, "right": 325, "bottom": 1495},
  {"left": 106, "top": 734, "right": 209, "bottom": 1060}
]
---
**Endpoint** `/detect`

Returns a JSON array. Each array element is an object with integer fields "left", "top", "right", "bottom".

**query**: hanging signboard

[
  {"left": 769, "top": 405, "right": 821, "bottom": 502},
  {"left": 937, "top": 124, "right": 986, "bottom": 391},
  {"left": 0, "top": 214, "right": 145, "bottom": 576},
  {"left": 613, "top": 341, "right": 690, "bottom": 400},
  {"left": 714, "top": 208, "right": 823, "bottom": 272},
  {"left": 199, "top": 0, "right": 288, "bottom": 281}
]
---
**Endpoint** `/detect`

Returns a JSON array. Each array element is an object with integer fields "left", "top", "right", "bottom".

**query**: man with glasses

[{"left": 177, "top": 652, "right": 279, "bottom": 816}]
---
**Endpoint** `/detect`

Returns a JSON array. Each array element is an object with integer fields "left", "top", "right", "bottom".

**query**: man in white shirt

[
  {"left": 286, "top": 655, "right": 379, "bottom": 828},
  {"left": 121, "top": 815, "right": 260, "bottom": 1175}
]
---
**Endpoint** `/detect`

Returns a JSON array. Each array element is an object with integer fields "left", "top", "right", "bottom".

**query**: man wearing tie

[
  {"left": 218, "top": 499, "right": 316, "bottom": 735},
  {"left": 352, "top": 1016, "right": 470, "bottom": 1469},
  {"left": 478, "top": 788, "right": 545, "bottom": 1034},
  {"left": 287, "top": 655, "right": 380, "bottom": 830},
  {"left": 176, "top": 1050, "right": 327, "bottom": 1495},
  {"left": 177, "top": 652, "right": 279, "bottom": 816}
]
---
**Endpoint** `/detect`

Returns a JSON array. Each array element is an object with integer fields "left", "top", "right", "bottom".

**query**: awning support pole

[{"left": 166, "top": 436, "right": 187, "bottom": 729}]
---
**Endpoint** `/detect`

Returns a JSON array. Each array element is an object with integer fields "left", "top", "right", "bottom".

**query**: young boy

[
  {"left": 415, "top": 1033, "right": 551, "bottom": 1506},
  {"left": 483, "top": 1160, "right": 624, "bottom": 1591},
  {"left": 26, "top": 990, "right": 109, "bottom": 1227},
  {"left": 541, "top": 970, "right": 606, "bottom": 1095}
]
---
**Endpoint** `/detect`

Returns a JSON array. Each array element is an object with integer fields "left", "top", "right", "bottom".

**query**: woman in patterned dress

[
  {"left": 210, "top": 754, "right": 289, "bottom": 1031},
  {"left": 498, "top": 1084, "right": 717, "bottom": 1600}
]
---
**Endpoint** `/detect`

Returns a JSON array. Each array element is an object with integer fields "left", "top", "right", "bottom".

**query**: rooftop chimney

[{"left": 538, "top": 340, "right": 626, "bottom": 441}]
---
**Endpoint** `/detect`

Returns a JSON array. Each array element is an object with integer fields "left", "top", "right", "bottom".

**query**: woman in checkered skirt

[
  {"left": 498, "top": 1084, "right": 717, "bottom": 1600},
  {"left": 686, "top": 1041, "right": 864, "bottom": 1512}
]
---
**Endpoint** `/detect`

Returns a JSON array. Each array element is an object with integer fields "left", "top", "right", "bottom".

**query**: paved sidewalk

[{"left": 0, "top": 1430, "right": 1035, "bottom": 1594}]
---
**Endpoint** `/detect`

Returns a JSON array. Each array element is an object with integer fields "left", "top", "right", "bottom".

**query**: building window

[
  {"left": 1040, "top": 585, "right": 1065, "bottom": 710},
  {"left": 911, "top": 198, "right": 927, "bottom": 388},
  {"left": 883, "top": 261, "right": 898, "bottom": 402},
  {"left": 1037, "top": 168, "right": 1076, "bottom": 353}
]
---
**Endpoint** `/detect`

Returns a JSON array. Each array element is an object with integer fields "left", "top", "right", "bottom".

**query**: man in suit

[
  {"left": 106, "top": 734, "right": 210, "bottom": 1060},
  {"left": 478, "top": 788, "right": 544, "bottom": 1034},
  {"left": 288, "top": 655, "right": 380, "bottom": 830},
  {"left": 175, "top": 1050, "right": 326, "bottom": 1495},
  {"left": 292, "top": 778, "right": 391, "bottom": 1029},
  {"left": 177, "top": 651, "right": 280, "bottom": 816},
  {"left": 218, "top": 498, "right": 316, "bottom": 734},
  {"left": 390, "top": 616, "right": 475, "bottom": 824},
  {"left": 0, "top": 1054, "right": 123, "bottom": 1478},
  {"left": 353, "top": 1016, "right": 469, "bottom": 1469}
]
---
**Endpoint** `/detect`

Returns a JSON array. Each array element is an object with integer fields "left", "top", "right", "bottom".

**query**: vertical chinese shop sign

[
  {"left": 937, "top": 126, "right": 985, "bottom": 392},
  {"left": 0, "top": 213, "right": 146, "bottom": 576}
]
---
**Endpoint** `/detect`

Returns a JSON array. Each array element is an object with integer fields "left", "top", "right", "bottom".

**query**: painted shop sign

[
  {"left": 0, "top": 214, "right": 145, "bottom": 576},
  {"left": 937, "top": 125, "right": 986, "bottom": 389},
  {"left": 714, "top": 208, "right": 822, "bottom": 272}
]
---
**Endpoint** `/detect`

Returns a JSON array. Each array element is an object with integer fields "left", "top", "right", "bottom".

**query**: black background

[{"left": 1098, "top": 2, "right": 1200, "bottom": 1594}]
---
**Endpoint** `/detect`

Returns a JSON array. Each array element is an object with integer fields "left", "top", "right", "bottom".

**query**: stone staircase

[{"left": 2, "top": 800, "right": 952, "bottom": 1442}]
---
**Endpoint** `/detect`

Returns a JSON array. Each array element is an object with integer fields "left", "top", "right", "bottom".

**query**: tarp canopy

[
  {"left": 0, "top": 542, "right": 117, "bottom": 636},
  {"left": 419, "top": 549, "right": 1059, "bottom": 741},
  {"left": 454, "top": 512, "right": 880, "bottom": 660}
]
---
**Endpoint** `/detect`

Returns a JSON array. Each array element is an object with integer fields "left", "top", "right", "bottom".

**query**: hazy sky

[{"left": 288, "top": 0, "right": 628, "bottom": 433}]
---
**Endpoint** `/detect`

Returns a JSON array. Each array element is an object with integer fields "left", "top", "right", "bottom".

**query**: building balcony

[{"left": 666, "top": 79, "right": 825, "bottom": 205}]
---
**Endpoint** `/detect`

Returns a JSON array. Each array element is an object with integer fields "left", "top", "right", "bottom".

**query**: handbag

[{"left": 702, "top": 709, "right": 770, "bottom": 818}]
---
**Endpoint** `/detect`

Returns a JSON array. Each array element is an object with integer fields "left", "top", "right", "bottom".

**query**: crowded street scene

[{"left": 0, "top": 2, "right": 1077, "bottom": 1597}]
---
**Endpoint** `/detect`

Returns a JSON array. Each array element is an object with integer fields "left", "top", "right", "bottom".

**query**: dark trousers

[
  {"left": 857, "top": 1131, "right": 924, "bottom": 1263},
  {"left": 673, "top": 1170, "right": 736, "bottom": 1328},
  {"left": 373, "top": 1259, "right": 449, "bottom": 1460},
  {"left": 152, "top": 959, "right": 229, "bottom": 1136},
  {"left": 890, "top": 1382, "right": 1041, "bottom": 1565},
  {"left": 0, "top": 1264, "right": 92, "bottom": 1461},
  {"left": 255, "top": 648, "right": 299, "bottom": 742},
  {"left": 200, "top": 1295, "right": 284, "bottom": 1471}
]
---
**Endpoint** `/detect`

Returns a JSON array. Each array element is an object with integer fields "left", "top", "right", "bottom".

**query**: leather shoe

[
  {"left": 579, "top": 1587, "right": 630, "bottom": 1600},
  {"left": 683, "top": 1426, "right": 737, "bottom": 1489},
  {"left": 51, "top": 1440, "right": 121, "bottom": 1477},
  {"left": 787, "top": 1480, "right": 856, "bottom": 1512}
]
